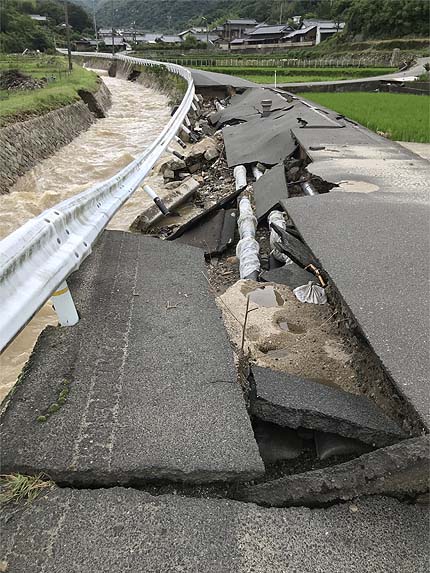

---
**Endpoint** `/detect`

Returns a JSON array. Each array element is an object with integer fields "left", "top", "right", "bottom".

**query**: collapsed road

[{"left": 0, "top": 60, "right": 429, "bottom": 572}]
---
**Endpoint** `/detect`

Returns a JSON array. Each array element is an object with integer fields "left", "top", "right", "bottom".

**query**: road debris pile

[{"left": 128, "top": 85, "right": 428, "bottom": 505}]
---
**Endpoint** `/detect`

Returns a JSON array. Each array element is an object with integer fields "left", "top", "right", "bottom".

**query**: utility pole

[
  {"left": 64, "top": 0, "right": 73, "bottom": 71},
  {"left": 111, "top": 0, "right": 115, "bottom": 56},
  {"left": 93, "top": 0, "right": 99, "bottom": 52},
  {"left": 279, "top": 0, "right": 283, "bottom": 25},
  {"left": 202, "top": 16, "right": 209, "bottom": 50}
]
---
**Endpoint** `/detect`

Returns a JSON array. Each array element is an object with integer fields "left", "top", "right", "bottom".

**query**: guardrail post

[{"left": 51, "top": 281, "right": 79, "bottom": 326}]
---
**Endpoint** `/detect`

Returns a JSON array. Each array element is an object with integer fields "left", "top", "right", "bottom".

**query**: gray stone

[
  {"left": 253, "top": 419, "right": 304, "bottom": 464},
  {"left": 0, "top": 232, "right": 264, "bottom": 485},
  {"left": 250, "top": 366, "right": 406, "bottom": 447},
  {"left": 204, "top": 147, "right": 220, "bottom": 162},
  {"left": 163, "top": 168, "right": 175, "bottom": 180},
  {"left": 239, "top": 436, "right": 429, "bottom": 506},
  {"left": 2, "top": 488, "right": 428, "bottom": 572}
]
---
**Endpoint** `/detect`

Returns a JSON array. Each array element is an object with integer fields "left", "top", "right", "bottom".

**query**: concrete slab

[
  {"left": 240, "top": 436, "right": 429, "bottom": 506},
  {"left": 0, "top": 231, "right": 264, "bottom": 484},
  {"left": 251, "top": 366, "right": 406, "bottom": 447},
  {"left": 284, "top": 192, "right": 430, "bottom": 430},
  {"left": 2, "top": 487, "right": 428, "bottom": 572},
  {"left": 254, "top": 163, "right": 289, "bottom": 221}
]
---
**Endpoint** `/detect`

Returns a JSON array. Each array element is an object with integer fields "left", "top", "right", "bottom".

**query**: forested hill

[{"left": 87, "top": 0, "right": 429, "bottom": 39}]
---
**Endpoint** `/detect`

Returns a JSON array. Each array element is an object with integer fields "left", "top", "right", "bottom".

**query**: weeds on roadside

[{"left": 0, "top": 473, "right": 53, "bottom": 505}]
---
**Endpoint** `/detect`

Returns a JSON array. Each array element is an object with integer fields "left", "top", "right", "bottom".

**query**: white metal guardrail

[{"left": 0, "top": 52, "right": 196, "bottom": 352}]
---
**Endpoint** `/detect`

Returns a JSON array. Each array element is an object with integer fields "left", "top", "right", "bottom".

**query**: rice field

[{"left": 298, "top": 92, "right": 430, "bottom": 143}]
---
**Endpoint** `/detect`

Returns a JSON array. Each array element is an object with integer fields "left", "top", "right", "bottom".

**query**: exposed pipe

[
  {"left": 301, "top": 181, "right": 318, "bottom": 196},
  {"left": 143, "top": 185, "right": 170, "bottom": 215},
  {"left": 252, "top": 165, "right": 264, "bottom": 181},
  {"left": 236, "top": 196, "right": 260, "bottom": 280},
  {"left": 234, "top": 165, "right": 247, "bottom": 191}
]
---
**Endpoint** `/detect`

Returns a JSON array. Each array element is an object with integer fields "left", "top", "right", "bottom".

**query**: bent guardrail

[{"left": 0, "top": 52, "right": 196, "bottom": 352}]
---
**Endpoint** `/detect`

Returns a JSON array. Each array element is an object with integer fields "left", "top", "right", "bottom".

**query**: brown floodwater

[{"left": 0, "top": 71, "right": 173, "bottom": 402}]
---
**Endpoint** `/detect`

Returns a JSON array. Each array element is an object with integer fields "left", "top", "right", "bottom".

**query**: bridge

[{"left": 0, "top": 53, "right": 428, "bottom": 571}]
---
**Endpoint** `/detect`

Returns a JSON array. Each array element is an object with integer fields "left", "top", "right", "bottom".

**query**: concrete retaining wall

[{"left": 0, "top": 81, "right": 111, "bottom": 194}]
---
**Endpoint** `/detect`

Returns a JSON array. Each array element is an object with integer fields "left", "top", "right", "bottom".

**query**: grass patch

[
  {"left": 0, "top": 473, "right": 53, "bottom": 504},
  {"left": 196, "top": 66, "right": 393, "bottom": 84},
  {"left": 299, "top": 92, "right": 430, "bottom": 143},
  {"left": 0, "top": 55, "right": 99, "bottom": 125}
]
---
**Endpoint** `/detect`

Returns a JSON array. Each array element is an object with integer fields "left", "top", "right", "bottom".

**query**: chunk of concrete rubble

[
  {"left": 159, "top": 158, "right": 186, "bottom": 174},
  {"left": 250, "top": 366, "right": 406, "bottom": 447},
  {"left": 2, "top": 488, "right": 428, "bottom": 572},
  {"left": 131, "top": 177, "right": 200, "bottom": 232},
  {"left": 204, "top": 147, "right": 220, "bottom": 162},
  {"left": 185, "top": 136, "right": 219, "bottom": 167},
  {"left": 238, "top": 436, "right": 429, "bottom": 506}
]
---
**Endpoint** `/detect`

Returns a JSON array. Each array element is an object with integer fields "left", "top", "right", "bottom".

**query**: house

[
  {"left": 102, "top": 37, "right": 131, "bottom": 52},
  {"left": 122, "top": 33, "right": 162, "bottom": 44},
  {"left": 74, "top": 38, "right": 99, "bottom": 51},
  {"left": 284, "top": 25, "right": 317, "bottom": 45},
  {"left": 301, "top": 19, "right": 345, "bottom": 44},
  {"left": 158, "top": 35, "right": 182, "bottom": 44},
  {"left": 219, "top": 19, "right": 258, "bottom": 41},
  {"left": 179, "top": 28, "right": 220, "bottom": 46},
  {"left": 245, "top": 24, "right": 293, "bottom": 46},
  {"left": 98, "top": 28, "right": 114, "bottom": 38}
]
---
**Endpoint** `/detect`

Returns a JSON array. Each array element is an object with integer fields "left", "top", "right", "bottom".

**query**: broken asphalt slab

[
  {"left": 261, "top": 261, "right": 316, "bottom": 290},
  {"left": 239, "top": 436, "right": 429, "bottom": 507},
  {"left": 250, "top": 366, "right": 406, "bottom": 447},
  {"left": 176, "top": 209, "right": 237, "bottom": 256},
  {"left": 1, "top": 488, "right": 428, "bottom": 573},
  {"left": 283, "top": 192, "right": 430, "bottom": 430},
  {"left": 0, "top": 231, "right": 264, "bottom": 485},
  {"left": 254, "top": 162, "right": 289, "bottom": 221}
]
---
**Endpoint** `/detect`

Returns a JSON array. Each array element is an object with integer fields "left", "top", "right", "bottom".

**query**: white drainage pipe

[
  {"left": 268, "top": 211, "right": 293, "bottom": 265},
  {"left": 301, "top": 181, "right": 318, "bottom": 196},
  {"left": 236, "top": 197, "right": 260, "bottom": 280},
  {"left": 252, "top": 165, "right": 264, "bottom": 181},
  {"left": 234, "top": 165, "right": 247, "bottom": 191}
]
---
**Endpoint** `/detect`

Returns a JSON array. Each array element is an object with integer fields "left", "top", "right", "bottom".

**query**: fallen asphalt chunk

[
  {"left": 250, "top": 366, "right": 406, "bottom": 447},
  {"left": 254, "top": 163, "right": 289, "bottom": 221},
  {"left": 239, "top": 435, "right": 429, "bottom": 506},
  {"left": 2, "top": 487, "right": 428, "bottom": 572},
  {"left": 223, "top": 113, "right": 298, "bottom": 167},
  {"left": 176, "top": 209, "right": 237, "bottom": 256},
  {"left": 0, "top": 231, "right": 264, "bottom": 485},
  {"left": 210, "top": 87, "right": 294, "bottom": 126},
  {"left": 261, "top": 261, "right": 316, "bottom": 290}
]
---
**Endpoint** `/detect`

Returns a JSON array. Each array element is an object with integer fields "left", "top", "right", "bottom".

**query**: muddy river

[{"left": 0, "top": 71, "right": 172, "bottom": 401}]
